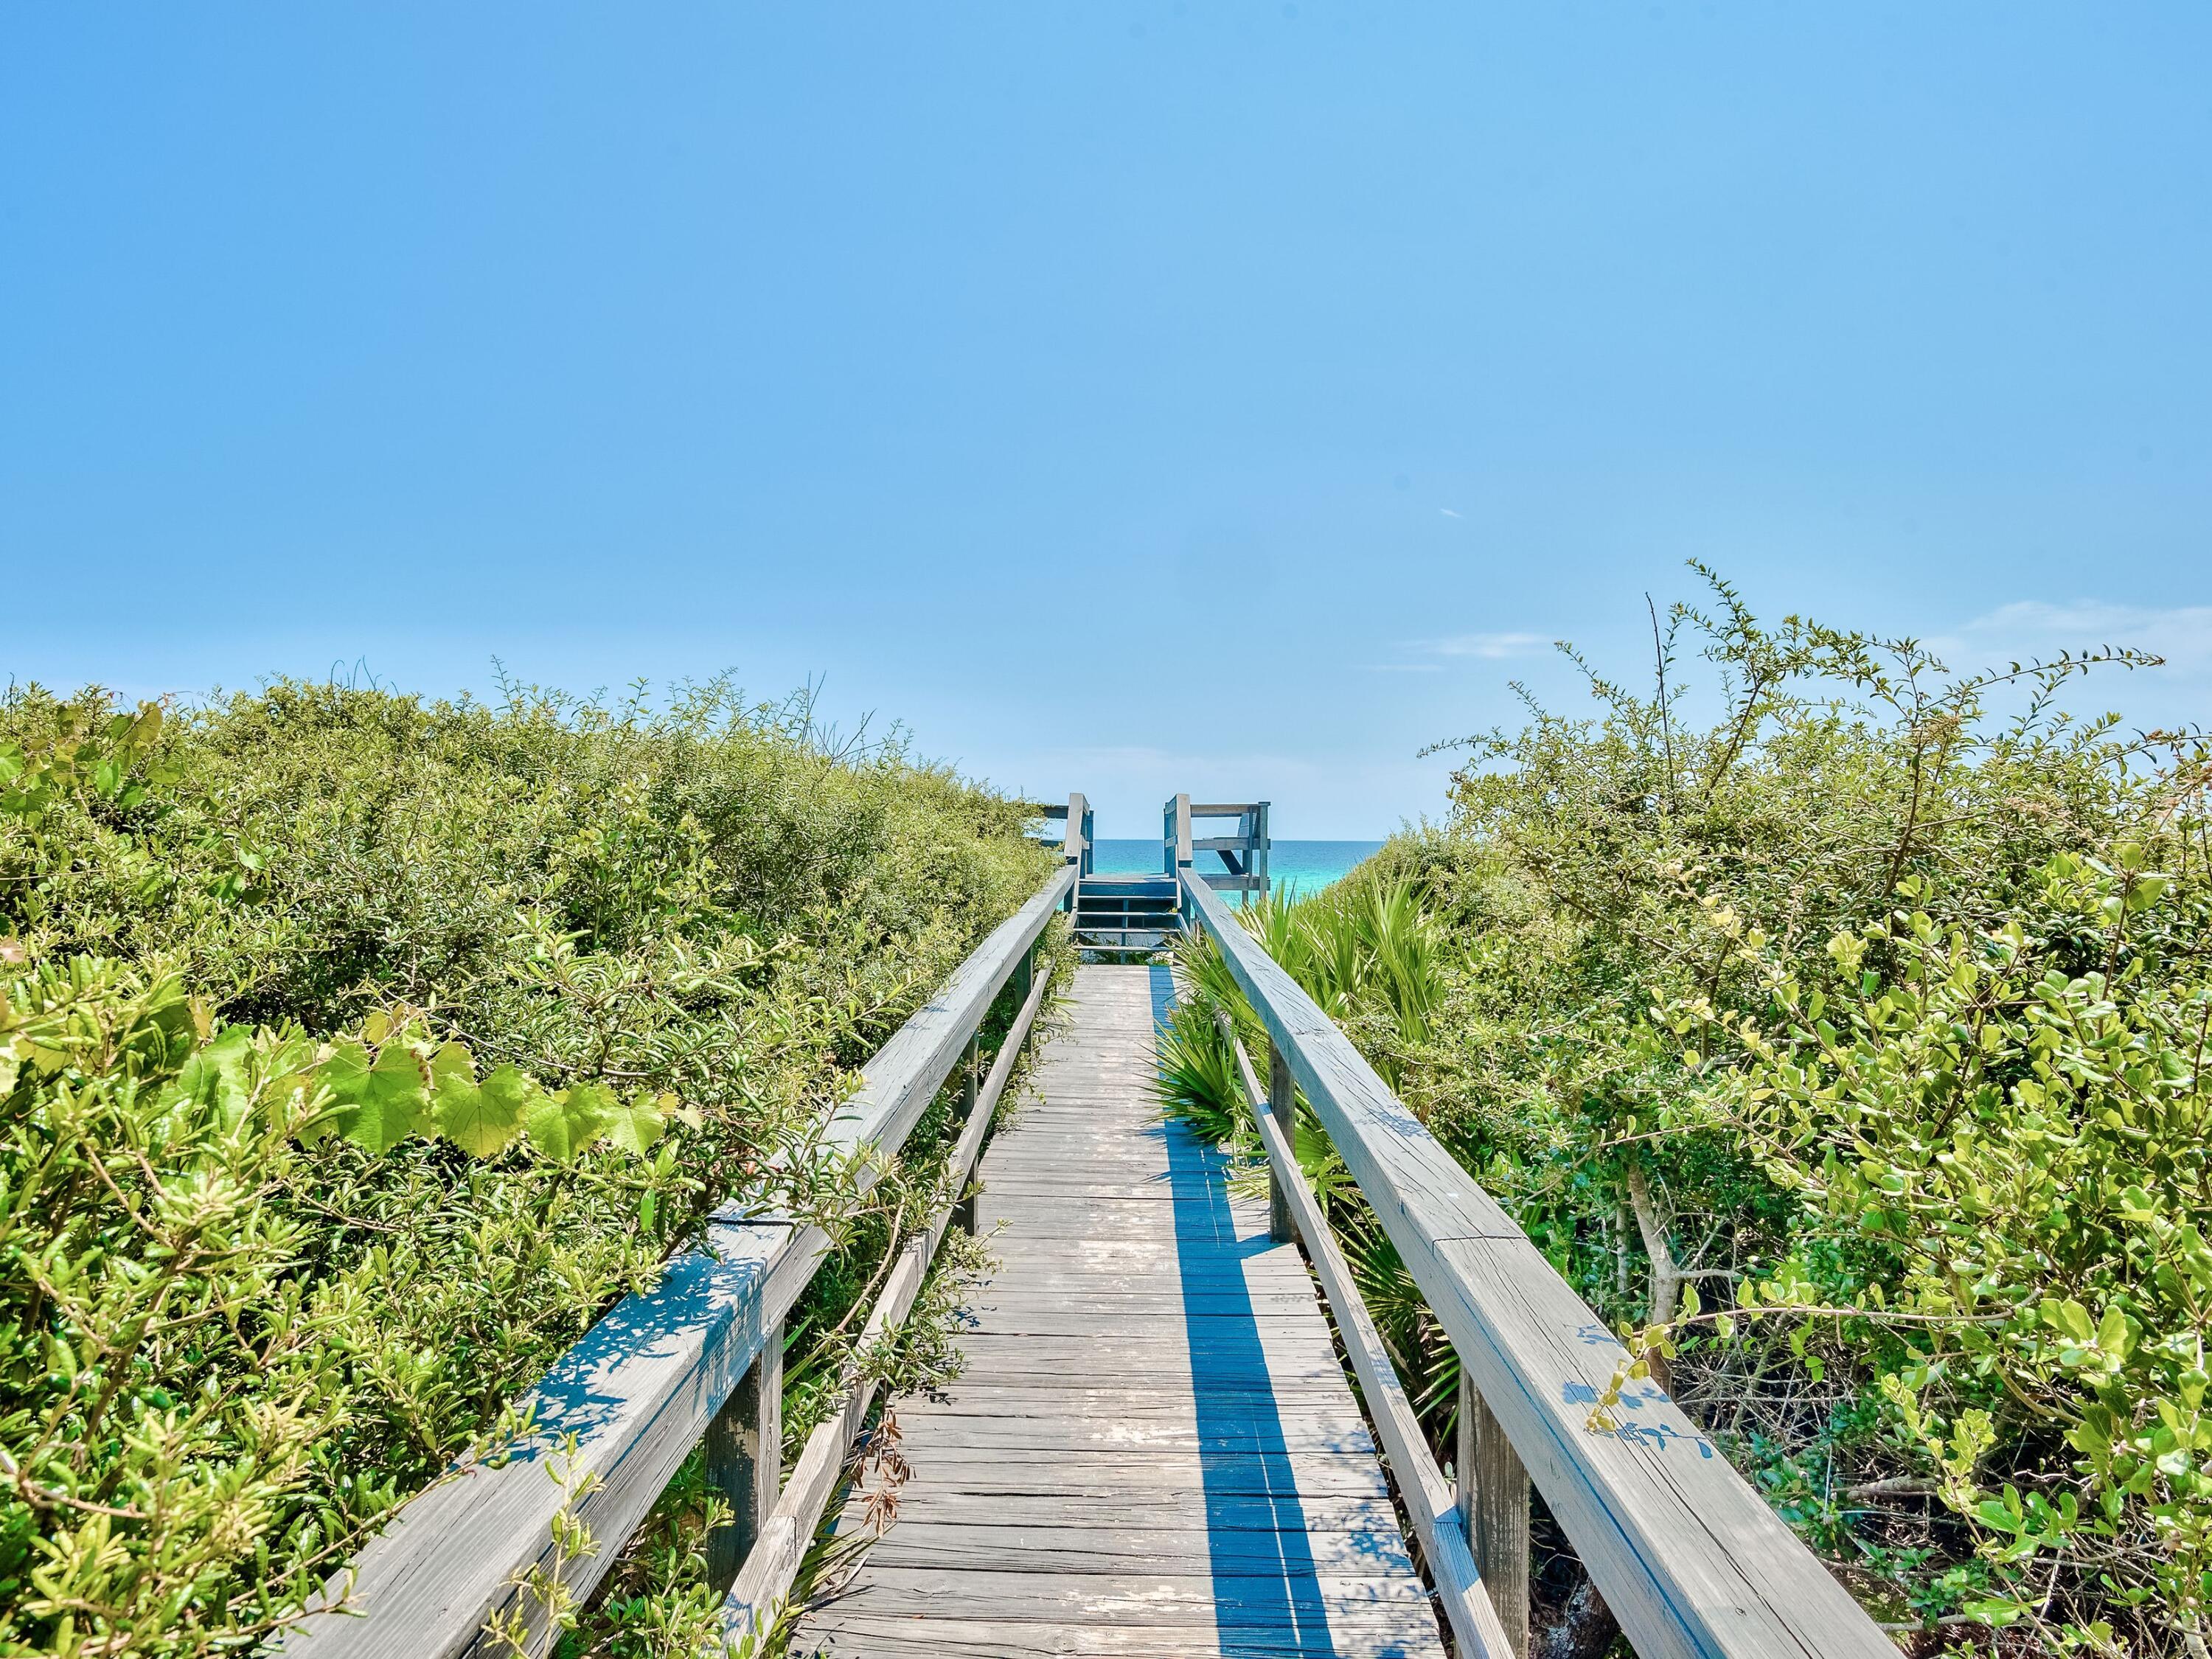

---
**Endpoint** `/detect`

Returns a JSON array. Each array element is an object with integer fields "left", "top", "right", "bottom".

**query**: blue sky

[{"left": 6, "top": 4, "right": 2208, "bottom": 837}]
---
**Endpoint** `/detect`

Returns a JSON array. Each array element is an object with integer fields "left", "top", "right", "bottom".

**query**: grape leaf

[
  {"left": 324, "top": 1037, "right": 431, "bottom": 1154},
  {"left": 597, "top": 1091, "right": 669, "bottom": 1158},
  {"left": 432, "top": 1048, "right": 531, "bottom": 1158},
  {"left": 524, "top": 1079, "right": 613, "bottom": 1163}
]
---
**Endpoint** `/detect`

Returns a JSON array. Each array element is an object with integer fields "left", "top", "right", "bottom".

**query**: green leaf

[
  {"left": 597, "top": 1091, "right": 669, "bottom": 1158},
  {"left": 324, "top": 1038, "right": 431, "bottom": 1154},
  {"left": 524, "top": 1079, "right": 613, "bottom": 1163},
  {"left": 172, "top": 1025, "right": 257, "bottom": 1127},
  {"left": 431, "top": 1049, "right": 531, "bottom": 1158}
]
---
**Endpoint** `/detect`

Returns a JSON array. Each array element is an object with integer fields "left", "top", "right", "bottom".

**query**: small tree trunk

[
  {"left": 1536, "top": 1578, "right": 1618, "bottom": 1659},
  {"left": 1622, "top": 1160, "right": 1680, "bottom": 1391},
  {"left": 1613, "top": 1197, "right": 1630, "bottom": 1300}
]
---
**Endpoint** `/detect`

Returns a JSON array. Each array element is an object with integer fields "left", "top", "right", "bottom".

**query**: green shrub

[
  {"left": 1169, "top": 570, "right": 2211, "bottom": 1652},
  {"left": 0, "top": 677, "right": 1051, "bottom": 1658}
]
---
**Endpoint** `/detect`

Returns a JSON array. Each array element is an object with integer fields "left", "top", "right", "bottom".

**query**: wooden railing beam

[
  {"left": 1214, "top": 1010, "right": 1514, "bottom": 1659},
  {"left": 272, "top": 862, "right": 1077, "bottom": 1659},
  {"left": 1179, "top": 870, "right": 1891, "bottom": 1659}
]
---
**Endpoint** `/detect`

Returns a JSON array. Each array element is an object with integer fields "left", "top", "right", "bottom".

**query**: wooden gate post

[
  {"left": 706, "top": 1321, "right": 784, "bottom": 1588},
  {"left": 1458, "top": 1370, "right": 1531, "bottom": 1655},
  {"left": 1267, "top": 1040, "right": 1297, "bottom": 1244}
]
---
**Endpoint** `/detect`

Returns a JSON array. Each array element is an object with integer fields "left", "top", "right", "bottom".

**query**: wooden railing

[
  {"left": 1178, "top": 870, "right": 1894, "bottom": 1659},
  {"left": 1037, "top": 791, "right": 1093, "bottom": 877},
  {"left": 274, "top": 863, "right": 1075, "bottom": 1658},
  {"left": 1164, "top": 793, "right": 1268, "bottom": 894}
]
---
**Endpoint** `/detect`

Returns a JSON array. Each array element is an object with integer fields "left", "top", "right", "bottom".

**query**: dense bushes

[
  {"left": 0, "top": 678, "right": 1051, "bottom": 1658},
  {"left": 1164, "top": 573, "right": 2210, "bottom": 1654}
]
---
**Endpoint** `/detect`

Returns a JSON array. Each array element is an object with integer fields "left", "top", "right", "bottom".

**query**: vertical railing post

[
  {"left": 1080, "top": 807, "right": 1094, "bottom": 877},
  {"left": 1266, "top": 1039, "right": 1296, "bottom": 1244},
  {"left": 706, "top": 1324, "right": 784, "bottom": 1587},
  {"left": 1458, "top": 1370, "right": 1531, "bottom": 1655},
  {"left": 1251, "top": 800, "right": 1270, "bottom": 900},
  {"left": 1172, "top": 793, "right": 1192, "bottom": 870},
  {"left": 953, "top": 1031, "right": 983, "bottom": 1233},
  {"left": 1065, "top": 792, "right": 1087, "bottom": 912}
]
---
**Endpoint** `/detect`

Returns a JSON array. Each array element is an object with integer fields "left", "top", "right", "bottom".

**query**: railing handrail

[
  {"left": 1062, "top": 791, "right": 1092, "bottom": 877},
  {"left": 1166, "top": 795, "right": 1268, "bottom": 894},
  {"left": 1178, "top": 870, "right": 1892, "bottom": 1659},
  {"left": 1214, "top": 1009, "right": 1517, "bottom": 1659},
  {"left": 275, "top": 862, "right": 1077, "bottom": 1659}
]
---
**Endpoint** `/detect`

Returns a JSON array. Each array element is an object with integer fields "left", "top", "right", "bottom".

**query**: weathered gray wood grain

[
  {"left": 790, "top": 967, "right": 1447, "bottom": 1659},
  {"left": 820, "top": 1565, "right": 1434, "bottom": 1618},
  {"left": 804, "top": 1615, "right": 1441, "bottom": 1658},
  {"left": 862, "top": 1520, "right": 1419, "bottom": 1575},
  {"left": 1461, "top": 1375, "right": 1531, "bottom": 1656}
]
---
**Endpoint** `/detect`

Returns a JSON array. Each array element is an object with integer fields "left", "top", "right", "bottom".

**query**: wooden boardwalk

[{"left": 793, "top": 964, "right": 1448, "bottom": 1658}]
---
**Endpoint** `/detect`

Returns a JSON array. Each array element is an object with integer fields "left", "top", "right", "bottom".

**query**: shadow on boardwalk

[{"left": 790, "top": 964, "right": 1445, "bottom": 1658}]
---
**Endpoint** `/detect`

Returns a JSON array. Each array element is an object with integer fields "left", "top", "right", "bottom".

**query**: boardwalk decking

[{"left": 792, "top": 964, "right": 1448, "bottom": 1659}]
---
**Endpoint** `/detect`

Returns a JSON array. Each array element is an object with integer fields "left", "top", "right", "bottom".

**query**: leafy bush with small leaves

[{"left": 0, "top": 676, "right": 1051, "bottom": 1658}]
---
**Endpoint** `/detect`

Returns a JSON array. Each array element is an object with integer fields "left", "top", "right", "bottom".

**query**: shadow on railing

[{"left": 1177, "top": 869, "right": 1894, "bottom": 1659}]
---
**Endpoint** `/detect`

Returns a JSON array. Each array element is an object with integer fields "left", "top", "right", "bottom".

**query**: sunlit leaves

[
  {"left": 0, "top": 670, "right": 1054, "bottom": 1659},
  {"left": 317, "top": 1036, "right": 431, "bottom": 1154},
  {"left": 428, "top": 1048, "right": 523, "bottom": 1158},
  {"left": 0, "top": 699, "right": 169, "bottom": 823},
  {"left": 1695, "top": 854, "right": 2212, "bottom": 1638},
  {"left": 597, "top": 1091, "right": 672, "bottom": 1158},
  {"left": 300, "top": 1023, "right": 671, "bottom": 1162}
]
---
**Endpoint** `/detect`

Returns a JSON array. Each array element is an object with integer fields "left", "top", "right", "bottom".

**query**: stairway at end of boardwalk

[
  {"left": 1071, "top": 872, "right": 1184, "bottom": 958},
  {"left": 790, "top": 964, "right": 1448, "bottom": 1659}
]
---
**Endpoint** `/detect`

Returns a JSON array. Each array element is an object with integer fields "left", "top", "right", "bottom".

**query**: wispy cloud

[
  {"left": 1425, "top": 631, "right": 1551, "bottom": 660},
  {"left": 1360, "top": 626, "right": 1552, "bottom": 677},
  {"left": 1438, "top": 507, "right": 1461, "bottom": 518},
  {"left": 1949, "top": 600, "right": 2212, "bottom": 676}
]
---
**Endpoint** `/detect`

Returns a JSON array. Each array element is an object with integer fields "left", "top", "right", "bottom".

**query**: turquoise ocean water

[{"left": 1086, "top": 838, "right": 1383, "bottom": 897}]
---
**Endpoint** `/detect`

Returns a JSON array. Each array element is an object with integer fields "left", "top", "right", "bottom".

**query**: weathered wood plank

[
  {"left": 878, "top": 1489, "right": 1406, "bottom": 1531},
  {"left": 820, "top": 1565, "right": 1434, "bottom": 1616},
  {"left": 892, "top": 1416, "right": 1378, "bottom": 1455},
  {"left": 862, "top": 1520, "right": 1419, "bottom": 1575},
  {"left": 790, "top": 966, "right": 1447, "bottom": 1659},
  {"left": 804, "top": 1615, "right": 1437, "bottom": 1658},
  {"left": 1181, "top": 873, "right": 1889, "bottom": 1659},
  {"left": 886, "top": 1451, "right": 1394, "bottom": 1498}
]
